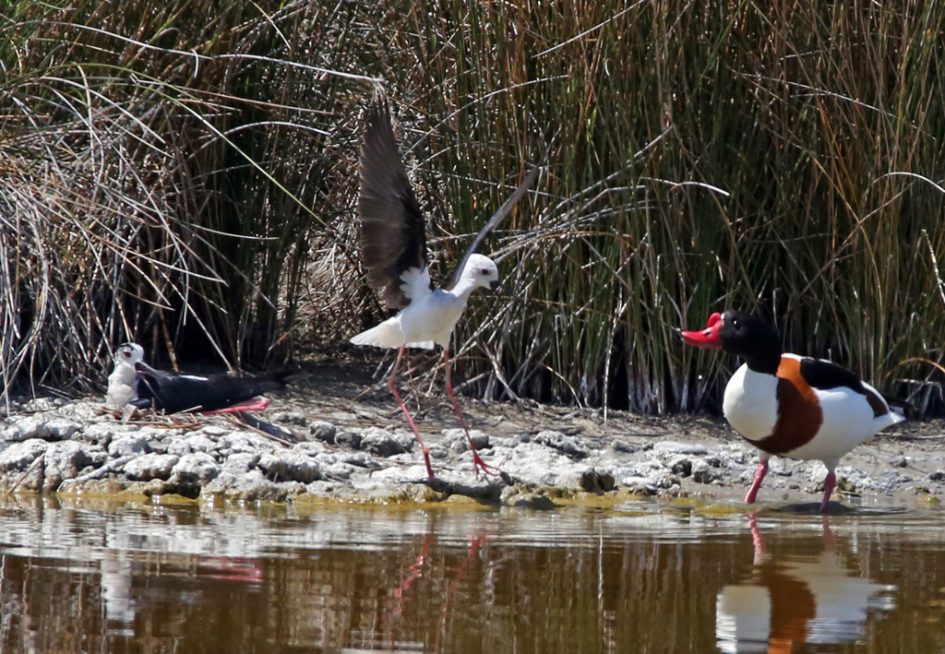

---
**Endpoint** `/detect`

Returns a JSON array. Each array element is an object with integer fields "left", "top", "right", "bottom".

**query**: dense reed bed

[{"left": 2, "top": 1, "right": 944, "bottom": 415}]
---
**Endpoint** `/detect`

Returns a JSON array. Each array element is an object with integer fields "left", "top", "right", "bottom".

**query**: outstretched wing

[
  {"left": 449, "top": 165, "right": 540, "bottom": 288},
  {"left": 358, "top": 102, "right": 428, "bottom": 310}
]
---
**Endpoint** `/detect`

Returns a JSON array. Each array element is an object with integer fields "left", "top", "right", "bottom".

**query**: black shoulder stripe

[{"left": 798, "top": 357, "right": 868, "bottom": 394}]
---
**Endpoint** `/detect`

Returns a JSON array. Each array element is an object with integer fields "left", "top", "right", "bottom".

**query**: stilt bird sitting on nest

[{"left": 106, "top": 342, "right": 288, "bottom": 415}]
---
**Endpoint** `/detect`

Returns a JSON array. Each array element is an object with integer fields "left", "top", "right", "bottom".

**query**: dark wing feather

[
  {"left": 358, "top": 102, "right": 427, "bottom": 310},
  {"left": 449, "top": 165, "right": 540, "bottom": 288},
  {"left": 799, "top": 357, "right": 891, "bottom": 417},
  {"left": 132, "top": 364, "right": 286, "bottom": 414},
  {"left": 798, "top": 357, "right": 865, "bottom": 392}
]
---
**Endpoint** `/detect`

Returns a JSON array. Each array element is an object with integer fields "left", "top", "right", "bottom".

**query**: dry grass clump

[
  {"left": 2, "top": 2, "right": 945, "bottom": 415},
  {"left": 0, "top": 1, "right": 370, "bottom": 402}
]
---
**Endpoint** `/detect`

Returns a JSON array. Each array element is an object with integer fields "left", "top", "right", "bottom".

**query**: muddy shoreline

[{"left": 0, "top": 361, "right": 941, "bottom": 511}]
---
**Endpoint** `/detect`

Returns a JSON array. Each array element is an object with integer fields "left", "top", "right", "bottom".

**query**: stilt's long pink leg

[
  {"left": 744, "top": 457, "right": 769, "bottom": 504},
  {"left": 201, "top": 397, "right": 270, "bottom": 415},
  {"left": 389, "top": 345, "right": 435, "bottom": 480},
  {"left": 443, "top": 349, "right": 501, "bottom": 478}
]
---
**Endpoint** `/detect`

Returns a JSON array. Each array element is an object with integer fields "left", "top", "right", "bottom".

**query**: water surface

[{"left": 0, "top": 496, "right": 943, "bottom": 653}]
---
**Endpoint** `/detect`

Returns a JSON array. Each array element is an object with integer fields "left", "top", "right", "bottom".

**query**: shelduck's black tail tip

[{"left": 881, "top": 392, "right": 916, "bottom": 418}]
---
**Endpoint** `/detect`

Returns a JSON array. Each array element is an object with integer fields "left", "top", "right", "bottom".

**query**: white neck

[
  {"left": 448, "top": 275, "right": 480, "bottom": 300},
  {"left": 108, "top": 361, "right": 137, "bottom": 385},
  {"left": 106, "top": 361, "right": 139, "bottom": 408}
]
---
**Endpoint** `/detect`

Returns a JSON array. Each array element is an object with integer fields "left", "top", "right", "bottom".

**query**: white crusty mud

[{"left": 0, "top": 363, "right": 940, "bottom": 510}]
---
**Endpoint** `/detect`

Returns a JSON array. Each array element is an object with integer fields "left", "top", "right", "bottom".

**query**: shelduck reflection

[{"left": 716, "top": 514, "right": 896, "bottom": 653}]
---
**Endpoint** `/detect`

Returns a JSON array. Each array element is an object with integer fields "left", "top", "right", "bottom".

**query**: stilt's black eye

[
  {"left": 479, "top": 268, "right": 489, "bottom": 276},
  {"left": 122, "top": 350, "right": 131, "bottom": 358}
]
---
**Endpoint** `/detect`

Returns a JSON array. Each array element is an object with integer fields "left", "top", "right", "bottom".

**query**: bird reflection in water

[
  {"left": 715, "top": 513, "right": 896, "bottom": 653},
  {"left": 346, "top": 516, "right": 489, "bottom": 653},
  {"left": 97, "top": 546, "right": 264, "bottom": 637}
]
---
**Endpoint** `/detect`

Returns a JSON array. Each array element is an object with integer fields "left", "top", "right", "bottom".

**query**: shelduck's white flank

[{"left": 791, "top": 377, "right": 903, "bottom": 465}]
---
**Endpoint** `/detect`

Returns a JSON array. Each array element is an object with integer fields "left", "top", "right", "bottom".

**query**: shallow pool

[{"left": 0, "top": 496, "right": 942, "bottom": 652}]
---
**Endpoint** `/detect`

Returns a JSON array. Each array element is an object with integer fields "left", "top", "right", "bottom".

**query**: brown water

[{"left": 0, "top": 496, "right": 943, "bottom": 653}]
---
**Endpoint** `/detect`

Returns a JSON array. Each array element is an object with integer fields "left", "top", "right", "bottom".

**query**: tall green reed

[
  {"left": 2, "top": 1, "right": 944, "bottom": 416},
  {"left": 361, "top": 1, "right": 945, "bottom": 415}
]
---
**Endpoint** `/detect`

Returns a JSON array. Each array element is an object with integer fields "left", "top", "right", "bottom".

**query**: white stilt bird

[{"left": 350, "top": 102, "right": 537, "bottom": 480}]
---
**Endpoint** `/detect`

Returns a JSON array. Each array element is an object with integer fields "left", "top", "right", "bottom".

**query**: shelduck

[
  {"left": 349, "top": 101, "right": 538, "bottom": 481},
  {"left": 681, "top": 311, "right": 904, "bottom": 511}
]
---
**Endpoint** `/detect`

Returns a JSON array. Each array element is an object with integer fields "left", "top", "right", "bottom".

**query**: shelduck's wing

[
  {"left": 798, "top": 357, "right": 890, "bottom": 417},
  {"left": 449, "top": 165, "right": 540, "bottom": 288},
  {"left": 358, "top": 102, "right": 428, "bottom": 310}
]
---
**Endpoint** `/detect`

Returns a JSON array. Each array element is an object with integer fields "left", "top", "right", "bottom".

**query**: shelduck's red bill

[{"left": 681, "top": 312, "right": 724, "bottom": 350}]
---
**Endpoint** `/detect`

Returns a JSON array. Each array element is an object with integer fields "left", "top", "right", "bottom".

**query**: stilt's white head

[
  {"left": 459, "top": 253, "right": 501, "bottom": 292},
  {"left": 113, "top": 342, "right": 145, "bottom": 366}
]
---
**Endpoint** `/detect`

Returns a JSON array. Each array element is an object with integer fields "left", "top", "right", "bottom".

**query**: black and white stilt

[{"left": 350, "top": 101, "right": 538, "bottom": 481}]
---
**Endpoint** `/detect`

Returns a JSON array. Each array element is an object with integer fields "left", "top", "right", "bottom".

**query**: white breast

[
  {"left": 399, "top": 289, "right": 467, "bottom": 348},
  {"left": 722, "top": 364, "right": 779, "bottom": 442},
  {"left": 106, "top": 363, "right": 138, "bottom": 409}
]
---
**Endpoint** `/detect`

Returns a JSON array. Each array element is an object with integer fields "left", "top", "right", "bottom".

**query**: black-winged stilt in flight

[
  {"left": 106, "top": 342, "right": 287, "bottom": 415},
  {"left": 350, "top": 101, "right": 538, "bottom": 481}
]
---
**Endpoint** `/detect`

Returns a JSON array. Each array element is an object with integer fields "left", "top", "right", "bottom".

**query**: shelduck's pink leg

[
  {"left": 820, "top": 470, "right": 837, "bottom": 513},
  {"left": 744, "top": 457, "right": 769, "bottom": 504},
  {"left": 389, "top": 345, "right": 435, "bottom": 480},
  {"left": 747, "top": 512, "right": 765, "bottom": 564},
  {"left": 442, "top": 349, "right": 501, "bottom": 479}
]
